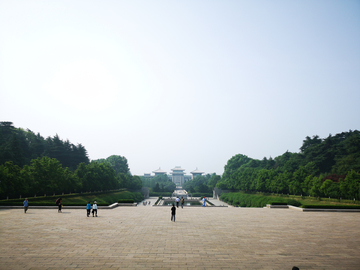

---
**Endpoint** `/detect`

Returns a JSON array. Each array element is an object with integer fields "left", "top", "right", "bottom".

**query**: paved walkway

[
  {"left": 138, "top": 197, "right": 159, "bottom": 207},
  {"left": 0, "top": 206, "right": 359, "bottom": 269},
  {"left": 207, "top": 198, "right": 230, "bottom": 207}
]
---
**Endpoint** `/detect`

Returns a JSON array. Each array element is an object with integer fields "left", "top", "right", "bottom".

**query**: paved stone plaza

[{"left": 0, "top": 205, "right": 359, "bottom": 270}]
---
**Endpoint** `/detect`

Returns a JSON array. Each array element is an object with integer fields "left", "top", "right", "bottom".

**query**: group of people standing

[
  {"left": 175, "top": 196, "right": 185, "bottom": 208},
  {"left": 23, "top": 197, "right": 98, "bottom": 217},
  {"left": 171, "top": 196, "right": 184, "bottom": 222},
  {"left": 86, "top": 201, "right": 98, "bottom": 217},
  {"left": 171, "top": 196, "right": 207, "bottom": 222}
]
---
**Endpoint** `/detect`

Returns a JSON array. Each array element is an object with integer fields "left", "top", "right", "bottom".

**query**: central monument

[{"left": 171, "top": 166, "right": 185, "bottom": 186}]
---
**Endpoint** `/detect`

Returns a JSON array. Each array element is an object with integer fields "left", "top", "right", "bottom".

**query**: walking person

[
  {"left": 86, "top": 201, "right": 91, "bottom": 217},
  {"left": 23, "top": 198, "right": 29, "bottom": 213},
  {"left": 202, "top": 197, "right": 206, "bottom": 207},
  {"left": 176, "top": 196, "right": 180, "bottom": 208},
  {"left": 171, "top": 203, "right": 176, "bottom": 222},
  {"left": 92, "top": 201, "right": 98, "bottom": 217},
  {"left": 180, "top": 197, "right": 184, "bottom": 208},
  {"left": 55, "top": 197, "right": 62, "bottom": 213}
]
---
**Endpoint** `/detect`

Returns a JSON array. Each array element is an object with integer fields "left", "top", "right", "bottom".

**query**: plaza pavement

[{"left": 0, "top": 203, "right": 359, "bottom": 270}]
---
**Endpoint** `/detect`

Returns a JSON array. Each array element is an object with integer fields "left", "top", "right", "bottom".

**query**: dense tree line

[
  {"left": 0, "top": 122, "right": 142, "bottom": 199},
  {"left": 92, "top": 155, "right": 130, "bottom": 174},
  {"left": 217, "top": 130, "right": 360, "bottom": 200},
  {"left": 183, "top": 173, "right": 221, "bottom": 194},
  {"left": 0, "top": 122, "right": 89, "bottom": 170},
  {"left": 141, "top": 174, "right": 176, "bottom": 192},
  {"left": 0, "top": 157, "right": 142, "bottom": 199}
]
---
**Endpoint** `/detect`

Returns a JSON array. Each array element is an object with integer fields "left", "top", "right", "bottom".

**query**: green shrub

[
  {"left": 286, "top": 199, "right": 302, "bottom": 207},
  {"left": 149, "top": 192, "right": 172, "bottom": 197},
  {"left": 301, "top": 205, "right": 360, "bottom": 209},
  {"left": 0, "top": 190, "right": 142, "bottom": 206},
  {"left": 118, "top": 199, "right": 135, "bottom": 203},
  {"left": 220, "top": 192, "right": 301, "bottom": 208},
  {"left": 269, "top": 202, "right": 287, "bottom": 205},
  {"left": 190, "top": 193, "right": 213, "bottom": 198}
]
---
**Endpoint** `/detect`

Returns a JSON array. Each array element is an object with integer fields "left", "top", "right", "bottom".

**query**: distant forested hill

[
  {"left": 217, "top": 130, "right": 360, "bottom": 200},
  {"left": 0, "top": 122, "right": 89, "bottom": 170},
  {"left": 0, "top": 122, "right": 142, "bottom": 199}
]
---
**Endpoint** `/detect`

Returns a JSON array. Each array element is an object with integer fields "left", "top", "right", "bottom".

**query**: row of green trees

[
  {"left": 0, "top": 122, "right": 142, "bottom": 199},
  {"left": 0, "top": 122, "right": 89, "bottom": 170},
  {"left": 141, "top": 174, "right": 176, "bottom": 192},
  {"left": 0, "top": 157, "right": 142, "bottom": 199},
  {"left": 217, "top": 130, "right": 360, "bottom": 200},
  {"left": 183, "top": 173, "right": 221, "bottom": 194}
]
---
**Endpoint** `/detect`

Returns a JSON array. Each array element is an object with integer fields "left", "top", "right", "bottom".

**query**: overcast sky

[{"left": 1, "top": 0, "right": 359, "bottom": 176}]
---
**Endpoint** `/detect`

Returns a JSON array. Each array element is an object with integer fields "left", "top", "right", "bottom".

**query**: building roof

[
  {"left": 152, "top": 167, "right": 167, "bottom": 174},
  {"left": 191, "top": 168, "right": 204, "bottom": 174},
  {"left": 171, "top": 166, "right": 185, "bottom": 171}
]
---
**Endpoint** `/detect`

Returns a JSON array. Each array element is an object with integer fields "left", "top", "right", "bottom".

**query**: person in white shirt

[
  {"left": 92, "top": 201, "right": 98, "bottom": 217},
  {"left": 175, "top": 197, "right": 180, "bottom": 208}
]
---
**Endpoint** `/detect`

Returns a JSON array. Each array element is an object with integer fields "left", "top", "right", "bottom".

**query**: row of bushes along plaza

[
  {"left": 220, "top": 192, "right": 360, "bottom": 208},
  {"left": 0, "top": 190, "right": 143, "bottom": 206}
]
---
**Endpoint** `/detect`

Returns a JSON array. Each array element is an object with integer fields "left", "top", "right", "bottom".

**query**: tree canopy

[
  {"left": 217, "top": 130, "right": 360, "bottom": 200},
  {"left": 0, "top": 123, "right": 141, "bottom": 199},
  {"left": 0, "top": 122, "right": 89, "bottom": 170},
  {"left": 141, "top": 174, "right": 175, "bottom": 192}
]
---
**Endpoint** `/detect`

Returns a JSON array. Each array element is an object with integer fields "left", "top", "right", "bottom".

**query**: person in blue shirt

[
  {"left": 86, "top": 202, "right": 91, "bottom": 217},
  {"left": 23, "top": 198, "right": 29, "bottom": 213},
  {"left": 202, "top": 197, "right": 206, "bottom": 207}
]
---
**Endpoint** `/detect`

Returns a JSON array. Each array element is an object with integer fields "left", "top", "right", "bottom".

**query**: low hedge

[
  {"left": 269, "top": 202, "right": 288, "bottom": 205},
  {"left": 0, "top": 190, "right": 143, "bottom": 206},
  {"left": 118, "top": 199, "right": 135, "bottom": 203},
  {"left": 0, "top": 189, "right": 127, "bottom": 201},
  {"left": 189, "top": 193, "right": 213, "bottom": 198},
  {"left": 0, "top": 202, "right": 108, "bottom": 206},
  {"left": 220, "top": 192, "right": 302, "bottom": 207},
  {"left": 149, "top": 192, "right": 173, "bottom": 197},
  {"left": 301, "top": 205, "right": 360, "bottom": 209}
]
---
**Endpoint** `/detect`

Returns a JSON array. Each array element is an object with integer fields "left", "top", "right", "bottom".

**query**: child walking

[
  {"left": 171, "top": 203, "right": 176, "bottom": 222},
  {"left": 86, "top": 201, "right": 91, "bottom": 217}
]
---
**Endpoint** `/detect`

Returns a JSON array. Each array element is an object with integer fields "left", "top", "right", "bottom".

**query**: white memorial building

[
  {"left": 143, "top": 167, "right": 203, "bottom": 185},
  {"left": 171, "top": 166, "right": 186, "bottom": 186},
  {"left": 190, "top": 168, "right": 204, "bottom": 179}
]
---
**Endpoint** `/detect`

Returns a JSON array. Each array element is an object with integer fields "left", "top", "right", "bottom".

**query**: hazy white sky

[{"left": 1, "top": 0, "right": 359, "bottom": 176}]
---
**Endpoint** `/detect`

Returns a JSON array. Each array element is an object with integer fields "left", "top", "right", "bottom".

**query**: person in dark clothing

[
  {"left": 55, "top": 197, "right": 62, "bottom": 213},
  {"left": 23, "top": 198, "right": 29, "bottom": 213},
  {"left": 180, "top": 197, "right": 184, "bottom": 208},
  {"left": 171, "top": 203, "right": 176, "bottom": 222}
]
